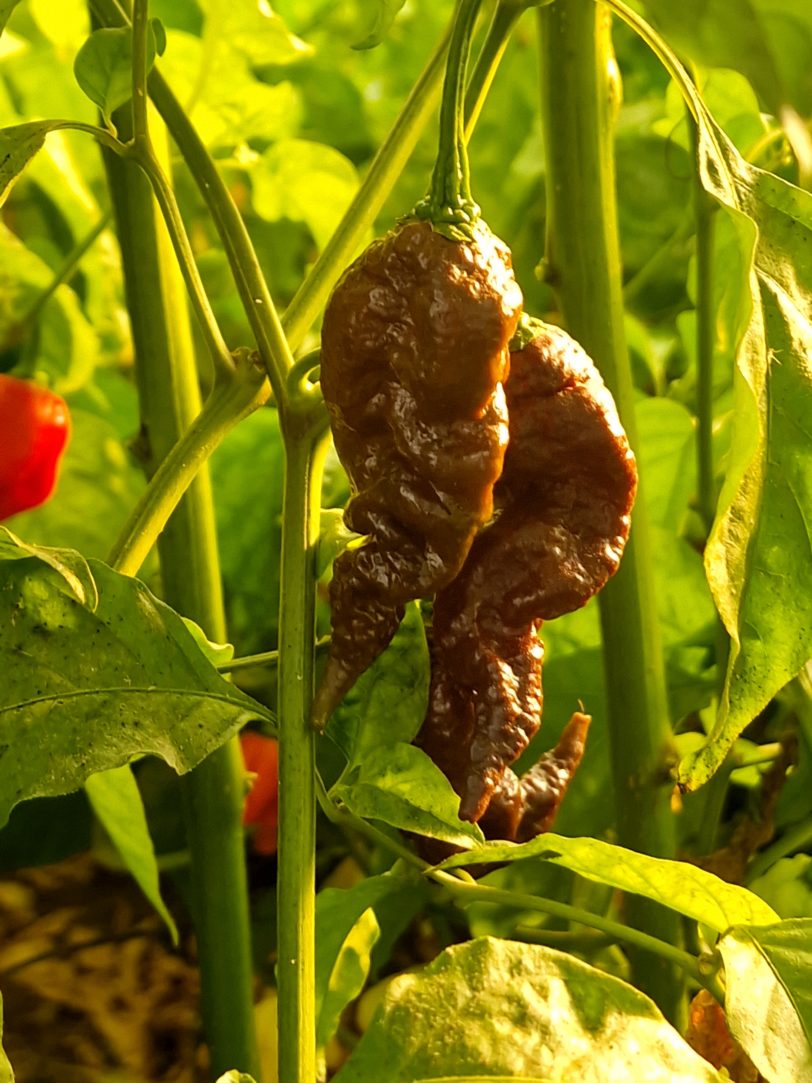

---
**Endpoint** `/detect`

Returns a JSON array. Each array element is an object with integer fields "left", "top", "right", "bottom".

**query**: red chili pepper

[
  {"left": 240, "top": 731, "right": 279, "bottom": 856},
  {"left": 0, "top": 374, "right": 71, "bottom": 521}
]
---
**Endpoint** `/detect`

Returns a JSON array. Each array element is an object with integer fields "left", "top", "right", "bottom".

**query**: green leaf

[
  {"left": 209, "top": 406, "right": 285, "bottom": 655},
  {"left": 327, "top": 603, "right": 429, "bottom": 766},
  {"left": 332, "top": 743, "right": 484, "bottom": 849},
  {"left": 750, "top": 855, "right": 812, "bottom": 919},
  {"left": 640, "top": 1, "right": 812, "bottom": 119},
  {"left": 719, "top": 920, "right": 812, "bottom": 1082},
  {"left": 85, "top": 764, "right": 178, "bottom": 942},
  {"left": 215, "top": 1074, "right": 256, "bottom": 1083},
  {"left": 0, "top": 120, "right": 53, "bottom": 205},
  {"left": 196, "top": 0, "right": 311, "bottom": 67},
  {"left": 0, "top": 0, "right": 21, "bottom": 36},
  {"left": 251, "top": 138, "right": 360, "bottom": 252},
  {"left": 439, "top": 833, "right": 778, "bottom": 932},
  {"left": 635, "top": 398, "right": 696, "bottom": 533},
  {"left": 635, "top": 37, "right": 812, "bottom": 789},
  {"left": 158, "top": 31, "right": 301, "bottom": 150},
  {"left": 320, "top": 907, "right": 379, "bottom": 1049},
  {"left": 73, "top": 25, "right": 160, "bottom": 121},
  {"left": 335, "top": 938, "right": 723, "bottom": 1081},
  {"left": 0, "top": 527, "right": 97, "bottom": 608},
  {"left": 181, "top": 616, "right": 234, "bottom": 668},
  {"left": 315, "top": 870, "right": 421, "bottom": 1048},
  {"left": 317, "top": 508, "right": 362, "bottom": 578},
  {"left": 0, "top": 535, "right": 270, "bottom": 827},
  {"left": 352, "top": 0, "right": 406, "bottom": 50}
]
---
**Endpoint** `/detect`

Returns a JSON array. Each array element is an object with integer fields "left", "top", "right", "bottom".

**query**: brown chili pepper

[
  {"left": 312, "top": 219, "right": 522, "bottom": 729},
  {"left": 418, "top": 318, "right": 637, "bottom": 835}
]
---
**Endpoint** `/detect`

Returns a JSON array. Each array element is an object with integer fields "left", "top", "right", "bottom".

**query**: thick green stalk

[
  {"left": 538, "top": 1, "right": 682, "bottom": 1019},
  {"left": 417, "top": 0, "right": 483, "bottom": 230},
  {"left": 276, "top": 407, "right": 329, "bottom": 1083},
  {"left": 102, "top": 99, "right": 259, "bottom": 1079}
]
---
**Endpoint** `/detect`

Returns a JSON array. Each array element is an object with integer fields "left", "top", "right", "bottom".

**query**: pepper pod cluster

[
  {"left": 417, "top": 319, "right": 638, "bottom": 840},
  {"left": 313, "top": 0, "right": 638, "bottom": 842}
]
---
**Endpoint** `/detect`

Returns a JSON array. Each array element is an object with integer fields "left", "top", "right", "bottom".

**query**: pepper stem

[{"left": 415, "top": 0, "right": 483, "bottom": 236}]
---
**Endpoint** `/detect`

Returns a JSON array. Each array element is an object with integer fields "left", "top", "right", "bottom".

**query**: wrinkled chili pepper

[
  {"left": 418, "top": 318, "right": 637, "bottom": 836},
  {"left": 0, "top": 374, "right": 71, "bottom": 521},
  {"left": 313, "top": 0, "right": 522, "bottom": 729}
]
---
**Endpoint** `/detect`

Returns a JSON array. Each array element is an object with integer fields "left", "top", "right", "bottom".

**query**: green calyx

[
  {"left": 413, "top": 0, "right": 483, "bottom": 240},
  {"left": 509, "top": 313, "right": 548, "bottom": 351}
]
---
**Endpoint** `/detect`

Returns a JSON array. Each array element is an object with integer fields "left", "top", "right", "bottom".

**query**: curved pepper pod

[
  {"left": 313, "top": 219, "right": 522, "bottom": 728},
  {"left": 419, "top": 322, "right": 637, "bottom": 832}
]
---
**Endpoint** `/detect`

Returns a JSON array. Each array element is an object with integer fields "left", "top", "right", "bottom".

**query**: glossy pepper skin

[
  {"left": 0, "top": 374, "right": 71, "bottom": 521},
  {"left": 313, "top": 218, "right": 522, "bottom": 728},
  {"left": 418, "top": 321, "right": 638, "bottom": 835},
  {"left": 240, "top": 731, "right": 279, "bottom": 856}
]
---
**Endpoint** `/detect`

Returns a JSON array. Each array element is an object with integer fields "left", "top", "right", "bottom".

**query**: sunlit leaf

[
  {"left": 332, "top": 743, "right": 484, "bottom": 848},
  {"left": 320, "top": 907, "right": 380, "bottom": 1049},
  {"left": 719, "top": 919, "right": 812, "bottom": 1082},
  {"left": 618, "top": 13, "right": 812, "bottom": 789},
  {"left": 335, "top": 938, "right": 723, "bottom": 1081},
  {"left": 640, "top": 1, "right": 812, "bottom": 119},
  {"left": 352, "top": 0, "right": 406, "bottom": 50},
  {"left": 0, "top": 534, "right": 270, "bottom": 826},
  {"left": 0, "top": 527, "right": 97, "bottom": 608},
  {"left": 315, "top": 869, "right": 421, "bottom": 1049},
  {"left": 0, "top": 120, "right": 52, "bottom": 204},
  {"left": 251, "top": 138, "right": 360, "bottom": 251},
  {"left": 73, "top": 24, "right": 161, "bottom": 122},
  {"left": 439, "top": 833, "right": 778, "bottom": 931}
]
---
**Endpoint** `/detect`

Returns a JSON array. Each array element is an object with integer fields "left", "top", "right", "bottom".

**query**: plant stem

[
  {"left": 217, "top": 636, "right": 331, "bottom": 675},
  {"left": 107, "top": 358, "right": 266, "bottom": 577},
  {"left": 129, "top": 0, "right": 232, "bottom": 378},
  {"left": 102, "top": 92, "right": 259, "bottom": 1077},
  {"left": 418, "top": 0, "right": 483, "bottom": 230},
  {"left": 537, "top": 0, "right": 683, "bottom": 1020},
  {"left": 276, "top": 411, "right": 329, "bottom": 1083}
]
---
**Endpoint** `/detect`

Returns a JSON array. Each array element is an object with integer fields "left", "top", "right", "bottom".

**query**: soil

[{"left": 0, "top": 855, "right": 206, "bottom": 1082}]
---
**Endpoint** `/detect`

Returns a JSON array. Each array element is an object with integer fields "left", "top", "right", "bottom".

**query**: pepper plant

[{"left": 0, "top": 0, "right": 811, "bottom": 1081}]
